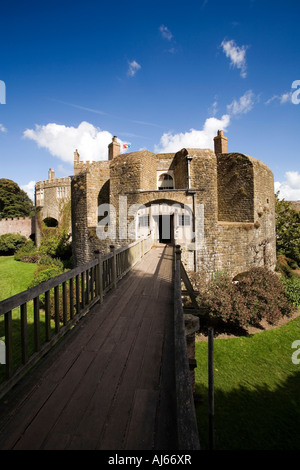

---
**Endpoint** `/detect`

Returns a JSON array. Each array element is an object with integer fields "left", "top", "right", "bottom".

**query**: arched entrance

[
  {"left": 43, "top": 217, "right": 58, "bottom": 228},
  {"left": 140, "top": 199, "right": 193, "bottom": 246}
]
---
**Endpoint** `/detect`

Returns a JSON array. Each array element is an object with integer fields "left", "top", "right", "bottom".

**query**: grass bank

[
  {"left": 0, "top": 256, "right": 36, "bottom": 301},
  {"left": 0, "top": 256, "right": 54, "bottom": 381},
  {"left": 194, "top": 314, "right": 300, "bottom": 450}
]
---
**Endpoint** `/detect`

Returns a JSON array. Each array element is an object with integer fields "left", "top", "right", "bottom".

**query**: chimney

[
  {"left": 48, "top": 168, "right": 55, "bottom": 180},
  {"left": 108, "top": 136, "right": 121, "bottom": 160},
  {"left": 214, "top": 130, "right": 228, "bottom": 154},
  {"left": 74, "top": 149, "right": 80, "bottom": 163}
]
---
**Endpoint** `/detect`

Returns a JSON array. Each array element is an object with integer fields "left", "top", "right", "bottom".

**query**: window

[
  {"left": 36, "top": 189, "right": 44, "bottom": 201},
  {"left": 57, "top": 186, "right": 67, "bottom": 198},
  {"left": 139, "top": 215, "right": 149, "bottom": 227},
  {"left": 158, "top": 173, "right": 174, "bottom": 190},
  {"left": 179, "top": 215, "right": 191, "bottom": 226}
]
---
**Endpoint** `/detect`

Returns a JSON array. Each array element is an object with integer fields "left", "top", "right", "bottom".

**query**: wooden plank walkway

[{"left": 0, "top": 245, "right": 178, "bottom": 450}]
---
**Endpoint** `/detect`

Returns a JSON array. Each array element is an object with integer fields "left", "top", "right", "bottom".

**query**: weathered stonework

[
  {"left": 0, "top": 217, "right": 35, "bottom": 239},
  {"left": 289, "top": 201, "right": 300, "bottom": 212},
  {"left": 70, "top": 132, "right": 276, "bottom": 280},
  {"left": 35, "top": 169, "right": 71, "bottom": 245}
]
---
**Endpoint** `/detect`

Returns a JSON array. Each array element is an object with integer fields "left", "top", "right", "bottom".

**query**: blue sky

[{"left": 0, "top": 0, "right": 300, "bottom": 200}]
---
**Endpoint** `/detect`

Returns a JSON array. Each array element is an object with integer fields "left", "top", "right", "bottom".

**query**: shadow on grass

[
  {"left": 0, "top": 313, "right": 56, "bottom": 384},
  {"left": 195, "top": 371, "right": 300, "bottom": 450}
]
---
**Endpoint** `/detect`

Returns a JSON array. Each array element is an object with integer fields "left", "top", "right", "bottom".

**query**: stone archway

[
  {"left": 43, "top": 217, "right": 58, "bottom": 228},
  {"left": 142, "top": 199, "right": 194, "bottom": 247}
]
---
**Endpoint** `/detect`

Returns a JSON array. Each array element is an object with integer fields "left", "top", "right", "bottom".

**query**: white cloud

[
  {"left": 154, "top": 89, "right": 257, "bottom": 153},
  {"left": 265, "top": 91, "right": 293, "bottom": 105},
  {"left": 154, "top": 114, "right": 230, "bottom": 153},
  {"left": 23, "top": 121, "right": 128, "bottom": 163},
  {"left": 227, "top": 90, "right": 255, "bottom": 115},
  {"left": 221, "top": 39, "right": 248, "bottom": 78},
  {"left": 159, "top": 24, "right": 173, "bottom": 41},
  {"left": 209, "top": 100, "right": 218, "bottom": 117},
  {"left": 275, "top": 171, "right": 300, "bottom": 201},
  {"left": 21, "top": 180, "right": 36, "bottom": 201},
  {"left": 0, "top": 124, "right": 7, "bottom": 133},
  {"left": 127, "top": 60, "right": 141, "bottom": 77}
]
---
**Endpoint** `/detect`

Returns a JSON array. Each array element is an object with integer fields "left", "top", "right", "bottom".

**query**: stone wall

[
  {"left": 0, "top": 217, "right": 34, "bottom": 238},
  {"left": 35, "top": 170, "right": 71, "bottom": 245},
  {"left": 217, "top": 153, "right": 254, "bottom": 223},
  {"left": 70, "top": 134, "right": 277, "bottom": 279}
]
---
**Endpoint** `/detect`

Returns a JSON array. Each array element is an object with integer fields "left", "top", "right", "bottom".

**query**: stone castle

[
  {"left": 60, "top": 131, "right": 277, "bottom": 279},
  {"left": 35, "top": 168, "right": 71, "bottom": 245}
]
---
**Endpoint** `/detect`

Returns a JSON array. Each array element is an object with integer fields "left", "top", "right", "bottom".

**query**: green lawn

[
  {"left": 195, "top": 315, "right": 300, "bottom": 450},
  {"left": 0, "top": 256, "right": 37, "bottom": 301},
  {"left": 0, "top": 256, "right": 54, "bottom": 381}
]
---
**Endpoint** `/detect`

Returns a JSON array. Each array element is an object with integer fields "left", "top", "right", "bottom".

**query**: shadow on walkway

[{"left": 0, "top": 246, "right": 178, "bottom": 450}]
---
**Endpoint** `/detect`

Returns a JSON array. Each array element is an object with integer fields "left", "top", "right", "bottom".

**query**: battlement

[
  {"left": 0, "top": 216, "right": 35, "bottom": 238},
  {"left": 35, "top": 176, "right": 71, "bottom": 189}
]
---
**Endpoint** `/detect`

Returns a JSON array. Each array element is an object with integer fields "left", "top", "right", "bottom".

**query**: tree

[
  {"left": 0, "top": 178, "right": 34, "bottom": 219},
  {"left": 275, "top": 192, "right": 300, "bottom": 266}
]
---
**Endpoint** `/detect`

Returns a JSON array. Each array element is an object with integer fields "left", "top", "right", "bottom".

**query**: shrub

[
  {"left": 198, "top": 272, "right": 252, "bottom": 328},
  {"left": 37, "top": 254, "right": 64, "bottom": 270},
  {"left": 276, "top": 254, "right": 299, "bottom": 279},
  {"left": 0, "top": 233, "right": 27, "bottom": 255},
  {"left": 281, "top": 276, "right": 300, "bottom": 308},
  {"left": 236, "top": 268, "right": 292, "bottom": 325},
  {"left": 14, "top": 239, "right": 38, "bottom": 261},
  {"left": 28, "top": 267, "right": 64, "bottom": 289},
  {"left": 39, "top": 230, "right": 72, "bottom": 268},
  {"left": 197, "top": 268, "right": 293, "bottom": 329}
]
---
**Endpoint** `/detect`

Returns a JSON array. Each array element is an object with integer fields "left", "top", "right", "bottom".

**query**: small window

[
  {"left": 57, "top": 186, "right": 67, "bottom": 199},
  {"left": 158, "top": 173, "right": 174, "bottom": 190},
  {"left": 139, "top": 215, "right": 149, "bottom": 227},
  {"left": 179, "top": 215, "right": 191, "bottom": 226}
]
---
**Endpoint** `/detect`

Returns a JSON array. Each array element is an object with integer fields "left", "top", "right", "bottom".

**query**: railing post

[
  {"left": 208, "top": 327, "right": 215, "bottom": 450},
  {"left": 175, "top": 244, "right": 181, "bottom": 271},
  {"left": 95, "top": 250, "right": 103, "bottom": 303},
  {"left": 141, "top": 237, "right": 144, "bottom": 257},
  {"left": 110, "top": 245, "right": 117, "bottom": 289}
]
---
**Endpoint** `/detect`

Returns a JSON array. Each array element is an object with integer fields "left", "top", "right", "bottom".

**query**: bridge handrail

[
  {"left": 174, "top": 245, "right": 200, "bottom": 450},
  {"left": 0, "top": 235, "right": 152, "bottom": 400},
  {"left": 0, "top": 259, "right": 98, "bottom": 317}
]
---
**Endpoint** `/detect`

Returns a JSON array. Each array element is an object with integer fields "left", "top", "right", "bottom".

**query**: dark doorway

[
  {"left": 43, "top": 217, "right": 58, "bottom": 228},
  {"left": 159, "top": 214, "right": 174, "bottom": 244}
]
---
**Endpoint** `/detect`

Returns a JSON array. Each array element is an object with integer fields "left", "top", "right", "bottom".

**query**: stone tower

[
  {"left": 71, "top": 130, "right": 277, "bottom": 279},
  {"left": 35, "top": 169, "right": 71, "bottom": 245}
]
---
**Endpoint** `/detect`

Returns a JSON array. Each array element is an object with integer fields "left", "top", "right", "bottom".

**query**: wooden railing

[
  {"left": 0, "top": 235, "right": 152, "bottom": 400},
  {"left": 173, "top": 245, "right": 200, "bottom": 450}
]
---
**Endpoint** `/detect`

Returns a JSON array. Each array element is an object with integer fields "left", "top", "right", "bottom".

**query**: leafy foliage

[
  {"left": 28, "top": 267, "right": 64, "bottom": 288},
  {"left": 197, "top": 268, "right": 292, "bottom": 329},
  {"left": 281, "top": 276, "right": 300, "bottom": 308},
  {"left": 275, "top": 193, "right": 300, "bottom": 266},
  {"left": 14, "top": 239, "right": 37, "bottom": 261},
  {"left": 0, "top": 233, "right": 27, "bottom": 255},
  {"left": 0, "top": 178, "right": 34, "bottom": 219}
]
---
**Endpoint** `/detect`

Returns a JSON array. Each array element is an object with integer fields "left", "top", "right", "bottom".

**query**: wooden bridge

[{"left": 0, "top": 237, "right": 200, "bottom": 450}]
